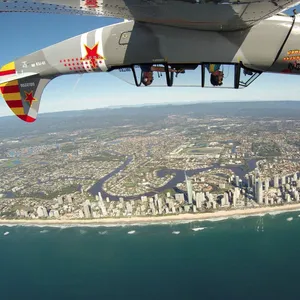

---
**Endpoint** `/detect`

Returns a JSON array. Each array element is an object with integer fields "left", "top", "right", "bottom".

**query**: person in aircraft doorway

[
  {"left": 140, "top": 64, "right": 185, "bottom": 86},
  {"left": 205, "top": 63, "right": 224, "bottom": 86}
]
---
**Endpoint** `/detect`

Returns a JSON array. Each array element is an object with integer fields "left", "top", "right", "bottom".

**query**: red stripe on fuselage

[
  {"left": 0, "top": 69, "right": 15, "bottom": 76},
  {"left": 0, "top": 85, "right": 19, "bottom": 94},
  {"left": 18, "top": 115, "right": 35, "bottom": 122},
  {"left": 6, "top": 100, "right": 23, "bottom": 108}
]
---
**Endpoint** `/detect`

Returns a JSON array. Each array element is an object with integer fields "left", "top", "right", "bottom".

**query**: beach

[{"left": 1, "top": 202, "right": 300, "bottom": 226}]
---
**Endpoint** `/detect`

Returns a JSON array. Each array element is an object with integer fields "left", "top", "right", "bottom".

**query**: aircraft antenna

[{"left": 72, "top": 74, "right": 84, "bottom": 91}]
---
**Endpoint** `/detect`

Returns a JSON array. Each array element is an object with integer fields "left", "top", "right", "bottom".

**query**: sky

[{"left": 0, "top": 5, "right": 300, "bottom": 117}]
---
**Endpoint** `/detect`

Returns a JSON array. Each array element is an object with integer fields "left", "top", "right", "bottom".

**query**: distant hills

[{"left": 0, "top": 101, "right": 299, "bottom": 138}]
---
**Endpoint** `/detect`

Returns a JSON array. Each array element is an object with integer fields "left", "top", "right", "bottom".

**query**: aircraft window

[
  {"left": 203, "top": 63, "right": 237, "bottom": 88},
  {"left": 169, "top": 64, "right": 202, "bottom": 87},
  {"left": 132, "top": 64, "right": 174, "bottom": 87},
  {"left": 239, "top": 66, "right": 261, "bottom": 88},
  {"left": 109, "top": 63, "right": 261, "bottom": 89}
]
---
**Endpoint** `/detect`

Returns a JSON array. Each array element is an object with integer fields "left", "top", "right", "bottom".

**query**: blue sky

[{"left": 0, "top": 6, "right": 299, "bottom": 117}]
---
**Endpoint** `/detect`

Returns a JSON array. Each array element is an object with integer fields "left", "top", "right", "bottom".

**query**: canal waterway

[{"left": 89, "top": 158, "right": 257, "bottom": 201}]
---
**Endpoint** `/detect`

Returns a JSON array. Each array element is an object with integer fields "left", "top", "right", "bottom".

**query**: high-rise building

[
  {"left": 293, "top": 172, "right": 298, "bottom": 182},
  {"left": 274, "top": 175, "right": 279, "bottom": 188},
  {"left": 265, "top": 178, "right": 269, "bottom": 191},
  {"left": 295, "top": 191, "right": 299, "bottom": 202},
  {"left": 195, "top": 193, "right": 202, "bottom": 209},
  {"left": 67, "top": 195, "right": 72, "bottom": 204},
  {"left": 158, "top": 199, "right": 163, "bottom": 214},
  {"left": 98, "top": 192, "right": 103, "bottom": 202},
  {"left": 78, "top": 210, "right": 84, "bottom": 218},
  {"left": 234, "top": 187, "right": 240, "bottom": 199},
  {"left": 254, "top": 179, "right": 258, "bottom": 198},
  {"left": 256, "top": 179, "right": 263, "bottom": 204},
  {"left": 212, "top": 201, "right": 217, "bottom": 209},
  {"left": 126, "top": 202, "right": 133, "bottom": 215},
  {"left": 175, "top": 193, "right": 185, "bottom": 203},
  {"left": 57, "top": 197, "right": 63, "bottom": 205},
  {"left": 232, "top": 193, "right": 237, "bottom": 207},
  {"left": 83, "top": 202, "right": 91, "bottom": 218},
  {"left": 224, "top": 192, "right": 229, "bottom": 206},
  {"left": 37, "top": 206, "right": 45, "bottom": 218},
  {"left": 221, "top": 197, "right": 225, "bottom": 207},
  {"left": 235, "top": 175, "right": 240, "bottom": 187},
  {"left": 98, "top": 198, "right": 107, "bottom": 216},
  {"left": 185, "top": 172, "right": 193, "bottom": 205},
  {"left": 245, "top": 174, "right": 249, "bottom": 188},
  {"left": 42, "top": 207, "right": 48, "bottom": 217},
  {"left": 249, "top": 174, "right": 254, "bottom": 188}
]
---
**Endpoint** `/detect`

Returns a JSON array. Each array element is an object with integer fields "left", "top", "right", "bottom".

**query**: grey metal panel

[
  {"left": 102, "top": 16, "right": 293, "bottom": 71},
  {"left": 233, "top": 16, "right": 293, "bottom": 70},
  {"left": 9, "top": 15, "right": 296, "bottom": 81},
  {"left": 0, "top": 0, "right": 298, "bottom": 31},
  {"left": 268, "top": 15, "right": 300, "bottom": 73}
]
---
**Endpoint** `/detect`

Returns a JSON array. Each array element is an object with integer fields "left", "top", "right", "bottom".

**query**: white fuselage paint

[
  {"left": 80, "top": 32, "right": 94, "bottom": 73},
  {"left": 80, "top": 30, "right": 107, "bottom": 73},
  {"left": 95, "top": 28, "right": 108, "bottom": 72}
]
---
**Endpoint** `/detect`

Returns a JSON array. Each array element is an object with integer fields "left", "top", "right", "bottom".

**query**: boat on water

[
  {"left": 4, "top": 232, "right": 9, "bottom": 236},
  {"left": 128, "top": 230, "right": 135, "bottom": 234},
  {"left": 192, "top": 227, "right": 206, "bottom": 232},
  {"left": 172, "top": 231, "right": 180, "bottom": 235},
  {"left": 98, "top": 231, "right": 108, "bottom": 235}
]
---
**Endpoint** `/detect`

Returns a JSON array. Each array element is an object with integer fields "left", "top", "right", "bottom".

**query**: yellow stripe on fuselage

[
  {"left": 0, "top": 62, "right": 15, "bottom": 72},
  {"left": 10, "top": 107, "right": 24, "bottom": 115},
  {"left": 3, "top": 92, "right": 21, "bottom": 101},
  {"left": 0, "top": 80, "right": 18, "bottom": 88}
]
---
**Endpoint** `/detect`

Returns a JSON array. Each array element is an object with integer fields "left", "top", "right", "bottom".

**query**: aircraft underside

[{"left": 1, "top": 0, "right": 300, "bottom": 122}]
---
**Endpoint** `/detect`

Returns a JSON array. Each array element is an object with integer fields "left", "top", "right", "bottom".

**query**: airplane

[{"left": 0, "top": 0, "right": 300, "bottom": 123}]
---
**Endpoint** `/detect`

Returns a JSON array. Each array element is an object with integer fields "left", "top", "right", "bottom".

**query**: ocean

[{"left": 1, "top": 212, "right": 300, "bottom": 300}]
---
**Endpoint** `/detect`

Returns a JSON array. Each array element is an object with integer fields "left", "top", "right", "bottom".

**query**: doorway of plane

[{"left": 109, "top": 63, "right": 261, "bottom": 88}]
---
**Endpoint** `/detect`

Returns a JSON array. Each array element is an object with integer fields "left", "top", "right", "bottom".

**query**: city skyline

[{"left": 0, "top": 102, "right": 299, "bottom": 222}]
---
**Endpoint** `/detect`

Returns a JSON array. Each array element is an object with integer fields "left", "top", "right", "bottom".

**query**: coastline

[{"left": 1, "top": 203, "right": 300, "bottom": 227}]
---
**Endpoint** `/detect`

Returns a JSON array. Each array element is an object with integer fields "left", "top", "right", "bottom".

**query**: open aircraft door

[{"left": 109, "top": 63, "right": 261, "bottom": 89}]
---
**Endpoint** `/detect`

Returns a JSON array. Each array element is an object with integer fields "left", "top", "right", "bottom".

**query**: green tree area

[
  {"left": 0, "top": 211, "right": 17, "bottom": 218},
  {"left": 15, "top": 184, "right": 79, "bottom": 200},
  {"left": 251, "top": 141, "right": 281, "bottom": 157},
  {"left": 60, "top": 144, "right": 78, "bottom": 153},
  {"left": 159, "top": 188, "right": 176, "bottom": 197}
]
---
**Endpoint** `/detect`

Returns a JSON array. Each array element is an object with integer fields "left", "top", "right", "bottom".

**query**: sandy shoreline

[{"left": 0, "top": 203, "right": 300, "bottom": 227}]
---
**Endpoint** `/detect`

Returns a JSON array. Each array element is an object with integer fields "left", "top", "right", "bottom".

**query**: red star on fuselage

[
  {"left": 82, "top": 43, "right": 104, "bottom": 69},
  {"left": 24, "top": 91, "right": 36, "bottom": 106},
  {"left": 85, "top": 0, "right": 98, "bottom": 8}
]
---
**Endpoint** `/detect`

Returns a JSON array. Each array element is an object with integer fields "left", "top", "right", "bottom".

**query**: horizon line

[{"left": 1, "top": 99, "right": 300, "bottom": 119}]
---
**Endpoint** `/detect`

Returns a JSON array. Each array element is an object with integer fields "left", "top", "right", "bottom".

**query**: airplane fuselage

[
  {"left": 11, "top": 14, "right": 300, "bottom": 79},
  {"left": 2, "top": 14, "right": 300, "bottom": 122}
]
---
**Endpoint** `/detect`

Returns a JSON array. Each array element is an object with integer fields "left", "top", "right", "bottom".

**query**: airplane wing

[{"left": 0, "top": 0, "right": 299, "bottom": 31}]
